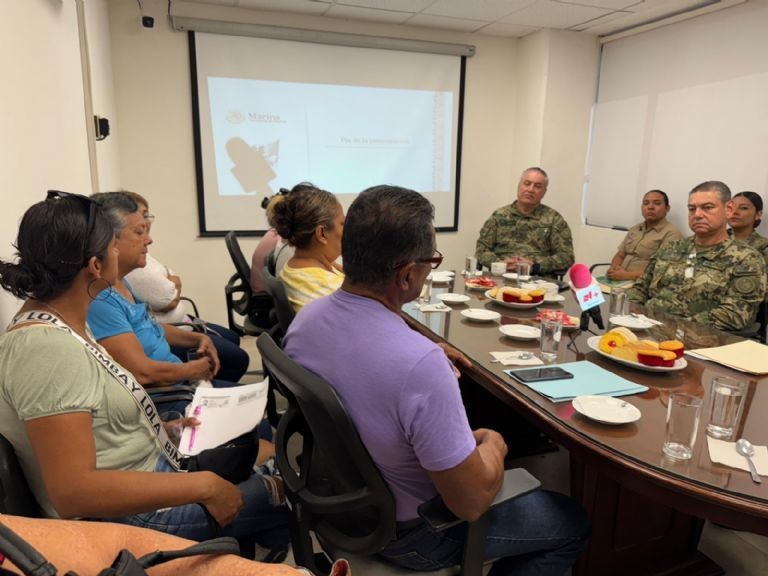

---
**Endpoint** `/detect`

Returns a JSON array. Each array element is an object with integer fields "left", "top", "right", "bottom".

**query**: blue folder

[{"left": 504, "top": 360, "right": 649, "bottom": 403}]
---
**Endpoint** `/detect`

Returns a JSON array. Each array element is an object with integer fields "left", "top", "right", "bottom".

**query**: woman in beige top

[{"left": 607, "top": 190, "right": 683, "bottom": 281}]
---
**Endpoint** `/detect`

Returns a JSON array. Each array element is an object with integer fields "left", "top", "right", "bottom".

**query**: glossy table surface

[{"left": 404, "top": 274, "right": 768, "bottom": 527}]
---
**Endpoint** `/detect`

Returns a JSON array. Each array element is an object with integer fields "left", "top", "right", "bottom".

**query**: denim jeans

[
  {"left": 171, "top": 322, "right": 250, "bottom": 383},
  {"left": 379, "top": 489, "right": 589, "bottom": 576},
  {"left": 106, "top": 458, "right": 290, "bottom": 549}
]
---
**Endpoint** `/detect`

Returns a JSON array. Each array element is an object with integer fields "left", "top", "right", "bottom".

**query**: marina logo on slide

[{"left": 226, "top": 110, "right": 245, "bottom": 124}]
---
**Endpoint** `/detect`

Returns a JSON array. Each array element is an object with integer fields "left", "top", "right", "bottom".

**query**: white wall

[
  {"left": 0, "top": 0, "right": 106, "bottom": 326},
  {"left": 106, "top": 0, "right": 601, "bottom": 323}
]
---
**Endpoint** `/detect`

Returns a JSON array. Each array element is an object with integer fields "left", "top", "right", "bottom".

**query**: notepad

[
  {"left": 686, "top": 340, "right": 768, "bottom": 375},
  {"left": 504, "top": 361, "right": 648, "bottom": 402}
]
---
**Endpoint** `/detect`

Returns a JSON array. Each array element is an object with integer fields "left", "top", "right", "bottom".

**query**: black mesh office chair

[
  {"left": 257, "top": 333, "right": 540, "bottom": 576},
  {"left": 0, "top": 433, "right": 42, "bottom": 517},
  {"left": 224, "top": 231, "right": 274, "bottom": 336},
  {"left": 260, "top": 265, "right": 295, "bottom": 344}
]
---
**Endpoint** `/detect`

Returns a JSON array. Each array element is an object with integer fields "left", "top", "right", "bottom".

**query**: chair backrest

[
  {"left": 256, "top": 333, "right": 396, "bottom": 556},
  {"left": 260, "top": 266, "right": 296, "bottom": 339},
  {"left": 0, "top": 433, "right": 42, "bottom": 517},
  {"left": 224, "top": 231, "right": 253, "bottom": 293}
]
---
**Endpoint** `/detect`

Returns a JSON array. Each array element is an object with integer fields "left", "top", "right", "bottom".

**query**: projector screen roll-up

[
  {"left": 584, "top": 1, "right": 768, "bottom": 236},
  {"left": 189, "top": 31, "right": 466, "bottom": 236}
]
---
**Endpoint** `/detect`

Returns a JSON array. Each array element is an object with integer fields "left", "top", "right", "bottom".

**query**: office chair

[
  {"left": 257, "top": 333, "right": 540, "bottom": 576},
  {"left": 260, "top": 265, "right": 295, "bottom": 344},
  {"left": 0, "top": 433, "right": 42, "bottom": 517},
  {"left": 224, "top": 231, "right": 274, "bottom": 336}
]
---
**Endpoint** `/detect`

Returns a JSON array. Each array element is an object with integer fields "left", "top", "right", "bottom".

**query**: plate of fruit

[
  {"left": 587, "top": 328, "right": 686, "bottom": 372},
  {"left": 485, "top": 287, "right": 546, "bottom": 309},
  {"left": 465, "top": 276, "right": 497, "bottom": 290},
  {"left": 534, "top": 310, "right": 580, "bottom": 331}
]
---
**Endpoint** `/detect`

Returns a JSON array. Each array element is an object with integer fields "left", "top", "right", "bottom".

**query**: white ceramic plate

[
  {"left": 461, "top": 308, "right": 501, "bottom": 322},
  {"left": 437, "top": 292, "right": 471, "bottom": 304},
  {"left": 572, "top": 395, "right": 642, "bottom": 425},
  {"left": 543, "top": 294, "right": 565, "bottom": 303},
  {"left": 483, "top": 290, "right": 541, "bottom": 309},
  {"left": 498, "top": 324, "right": 541, "bottom": 340},
  {"left": 429, "top": 271, "right": 455, "bottom": 284},
  {"left": 609, "top": 315, "right": 655, "bottom": 330},
  {"left": 465, "top": 279, "right": 496, "bottom": 291},
  {"left": 586, "top": 336, "right": 687, "bottom": 372},
  {"left": 501, "top": 272, "right": 518, "bottom": 280}
]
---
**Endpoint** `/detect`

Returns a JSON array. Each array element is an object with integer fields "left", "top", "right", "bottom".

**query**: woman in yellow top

[
  {"left": 273, "top": 184, "right": 345, "bottom": 312},
  {"left": 728, "top": 191, "right": 768, "bottom": 267}
]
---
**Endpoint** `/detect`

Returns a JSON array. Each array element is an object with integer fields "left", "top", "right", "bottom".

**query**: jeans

[
  {"left": 171, "top": 322, "right": 250, "bottom": 383},
  {"left": 106, "top": 458, "right": 290, "bottom": 549},
  {"left": 379, "top": 490, "right": 589, "bottom": 576}
]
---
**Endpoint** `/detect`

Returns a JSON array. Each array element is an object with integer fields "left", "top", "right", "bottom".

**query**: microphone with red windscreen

[{"left": 568, "top": 264, "right": 605, "bottom": 330}]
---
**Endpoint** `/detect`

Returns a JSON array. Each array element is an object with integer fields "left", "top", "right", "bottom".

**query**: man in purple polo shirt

[{"left": 284, "top": 185, "right": 589, "bottom": 575}]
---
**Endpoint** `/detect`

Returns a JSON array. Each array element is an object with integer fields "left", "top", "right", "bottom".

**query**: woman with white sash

[{"left": 0, "top": 192, "right": 289, "bottom": 557}]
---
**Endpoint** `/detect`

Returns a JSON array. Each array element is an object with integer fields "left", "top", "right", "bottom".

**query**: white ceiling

[{"left": 176, "top": 0, "right": 728, "bottom": 38}]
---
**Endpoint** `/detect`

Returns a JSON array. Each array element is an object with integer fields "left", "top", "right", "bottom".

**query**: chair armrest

[{"left": 417, "top": 468, "right": 540, "bottom": 532}]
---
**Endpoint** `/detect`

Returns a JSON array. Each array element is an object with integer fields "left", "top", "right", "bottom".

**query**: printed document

[{"left": 179, "top": 379, "right": 268, "bottom": 456}]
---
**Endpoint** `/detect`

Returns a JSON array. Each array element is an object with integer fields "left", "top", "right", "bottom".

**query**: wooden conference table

[{"left": 404, "top": 275, "right": 768, "bottom": 576}]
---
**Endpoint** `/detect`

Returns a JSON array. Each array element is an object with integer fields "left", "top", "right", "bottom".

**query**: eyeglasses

[
  {"left": 46, "top": 190, "right": 97, "bottom": 265},
  {"left": 144, "top": 213, "right": 155, "bottom": 223},
  {"left": 395, "top": 249, "right": 444, "bottom": 270},
  {"left": 416, "top": 249, "right": 444, "bottom": 270}
]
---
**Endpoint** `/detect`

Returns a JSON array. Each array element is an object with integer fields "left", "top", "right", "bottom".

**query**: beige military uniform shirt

[{"left": 618, "top": 218, "right": 682, "bottom": 273}]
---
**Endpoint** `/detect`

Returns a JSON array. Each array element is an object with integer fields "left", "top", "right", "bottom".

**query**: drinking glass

[
  {"left": 539, "top": 311, "right": 563, "bottom": 363},
  {"left": 418, "top": 276, "right": 433, "bottom": 304},
  {"left": 663, "top": 393, "right": 703, "bottom": 460},
  {"left": 517, "top": 261, "right": 531, "bottom": 284},
  {"left": 706, "top": 376, "right": 746, "bottom": 439},
  {"left": 608, "top": 287, "right": 627, "bottom": 317}
]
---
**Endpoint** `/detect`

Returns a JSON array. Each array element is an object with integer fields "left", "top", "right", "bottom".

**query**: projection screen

[{"left": 189, "top": 31, "right": 466, "bottom": 235}]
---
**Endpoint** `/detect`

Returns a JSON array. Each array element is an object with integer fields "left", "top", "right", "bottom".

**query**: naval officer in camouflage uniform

[
  {"left": 475, "top": 167, "right": 574, "bottom": 275},
  {"left": 628, "top": 181, "right": 766, "bottom": 331}
]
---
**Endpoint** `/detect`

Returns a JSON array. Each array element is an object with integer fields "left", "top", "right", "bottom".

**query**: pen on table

[{"left": 188, "top": 405, "right": 202, "bottom": 451}]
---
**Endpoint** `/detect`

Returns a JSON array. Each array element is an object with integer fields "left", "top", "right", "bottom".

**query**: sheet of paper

[
  {"left": 707, "top": 437, "right": 768, "bottom": 476},
  {"left": 179, "top": 379, "right": 268, "bottom": 456},
  {"left": 687, "top": 340, "right": 768, "bottom": 374},
  {"left": 505, "top": 361, "right": 648, "bottom": 402}
]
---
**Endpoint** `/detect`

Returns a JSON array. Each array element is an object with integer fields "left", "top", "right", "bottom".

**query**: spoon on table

[
  {"left": 491, "top": 352, "right": 534, "bottom": 363},
  {"left": 736, "top": 438, "right": 762, "bottom": 484}
]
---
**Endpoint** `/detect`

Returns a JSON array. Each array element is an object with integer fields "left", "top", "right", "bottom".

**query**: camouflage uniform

[
  {"left": 740, "top": 230, "right": 768, "bottom": 270},
  {"left": 475, "top": 202, "right": 574, "bottom": 274},
  {"left": 628, "top": 236, "right": 766, "bottom": 331}
]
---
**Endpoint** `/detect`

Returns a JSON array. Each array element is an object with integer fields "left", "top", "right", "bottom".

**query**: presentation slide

[
  {"left": 191, "top": 32, "right": 464, "bottom": 235},
  {"left": 209, "top": 78, "right": 452, "bottom": 198}
]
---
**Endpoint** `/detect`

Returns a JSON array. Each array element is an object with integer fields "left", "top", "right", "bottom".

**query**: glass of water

[
  {"left": 539, "top": 310, "right": 563, "bottom": 363},
  {"left": 706, "top": 376, "right": 746, "bottom": 439},
  {"left": 663, "top": 393, "right": 703, "bottom": 460}
]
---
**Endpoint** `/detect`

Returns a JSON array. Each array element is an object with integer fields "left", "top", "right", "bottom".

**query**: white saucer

[
  {"left": 572, "top": 395, "right": 641, "bottom": 425},
  {"left": 437, "top": 293, "right": 471, "bottom": 304},
  {"left": 461, "top": 308, "right": 501, "bottom": 322},
  {"left": 499, "top": 324, "right": 540, "bottom": 340},
  {"left": 429, "top": 271, "right": 455, "bottom": 284},
  {"left": 609, "top": 315, "right": 655, "bottom": 330},
  {"left": 501, "top": 272, "right": 518, "bottom": 280},
  {"left": 543, "top": 294, "right": 565, "bottom": 303}
]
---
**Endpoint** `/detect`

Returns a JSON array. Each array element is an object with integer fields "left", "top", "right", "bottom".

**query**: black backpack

[{"left": 0, "top": 520, "right": 240, "bottom": 576}]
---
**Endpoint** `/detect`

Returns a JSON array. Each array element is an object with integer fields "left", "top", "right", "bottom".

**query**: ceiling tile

[
  {"left": 424, "top": 0, "right": 537, "bottom": 21},
  {"left": 330, "top": 0, "right": 434, "bottom": 12},
  {"left": 324, "top": 4, "right": 413, "bottom": 24},
  {"left": 555, "top": 0, "right": 637, "bottom": 9},
  {"left": 568, "top": 9, "right": 631, "bottom": 31},
  {"left": 181, "top": 0, "right": 238, "bottom": 5},
  {"left": 406, "top": 13, "right": 489, "bottom": 32},
  {"left": 236, "top": 0, "right": 330, "bottom": 14},
  {"left": 478, "top": 21, "right": 542, "bottom": 37},
  {"left": 501, "top": 0, "right": 612, "bottom": 28}
]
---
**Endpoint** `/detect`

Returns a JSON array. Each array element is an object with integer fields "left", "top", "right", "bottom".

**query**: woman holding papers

[{"left": 0, "top": 192, "right": 289, "bottom": 557}]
